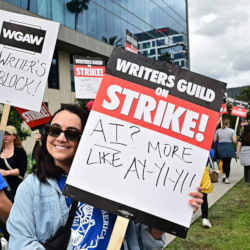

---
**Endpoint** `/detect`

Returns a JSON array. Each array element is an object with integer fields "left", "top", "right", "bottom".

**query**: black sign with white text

[{"left": 0, "top": 21, "right": 46, "bottom": 53}]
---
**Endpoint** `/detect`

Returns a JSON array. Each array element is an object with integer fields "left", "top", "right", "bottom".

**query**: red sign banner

[
  {"left": 220, "top": 103, "right": 228, "bottom": 114},
  {"left": 231, "top": 106, "right": 248, "bottom": 118},
  {"left": 15, "top": 103, "right": 51, "bottom": 129}
]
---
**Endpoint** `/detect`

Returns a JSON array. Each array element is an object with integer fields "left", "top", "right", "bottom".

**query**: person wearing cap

[{"left": 0, "top": 125, "right": 27, "bottom": 201}]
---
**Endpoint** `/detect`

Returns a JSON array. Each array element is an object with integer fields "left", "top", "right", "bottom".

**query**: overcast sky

[{"left": 188, "top": 0, "right": 250, "bottom": 89}]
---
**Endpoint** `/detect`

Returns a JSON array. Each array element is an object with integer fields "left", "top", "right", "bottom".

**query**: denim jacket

[{"left": 7, "top": 174, "right": 166, "bottom": 250}]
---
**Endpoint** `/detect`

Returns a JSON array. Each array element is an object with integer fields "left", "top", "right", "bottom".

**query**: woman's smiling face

[{"left": 46, "top": 110, "right": 82, "bottom": 172}]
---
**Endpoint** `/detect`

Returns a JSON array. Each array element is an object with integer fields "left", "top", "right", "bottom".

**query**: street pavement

[{"left": 164, "top": 158, "right": 244, "bottom": 246}]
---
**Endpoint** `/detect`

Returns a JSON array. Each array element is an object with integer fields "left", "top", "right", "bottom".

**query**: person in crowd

[
  {"left": 236, "top": 124, "right": 250, "bottom": 183},
  {"left": 0, "top": 173, "right": 12, "bottom": 222},
  {"left": 214, "top": 119, "right": 237, "bottom": 184},
  {"left": 31, "top": 128, "right": 43, "bottom": 163},
  {"left": 0, "top": 125, "right": 27, "bottom": 201},
  {"left": 7, "top": 104, "right": 203, "bottom": 250},
  {"left": 201, "top": 149, "right": 214, "bottom": 229}
]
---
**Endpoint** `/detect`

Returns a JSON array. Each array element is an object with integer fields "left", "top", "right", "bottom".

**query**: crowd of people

[{"left": 0, "top": 103, "right": 249, "bottom": 249}]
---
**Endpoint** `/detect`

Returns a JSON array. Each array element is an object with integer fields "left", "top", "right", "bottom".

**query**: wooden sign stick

[
  {"left": 235, "top": 116, "right": 239, "bottom": 133},
  {"left": 0, "top": 104, "right": 11, "bottom": 130},
  {"left": 107, "top": 216, "right": 129, "bottom": 250},
  {"left": 0, "top": 104, "right": 11, "bottom": 151},
  {"left": 220, "top": 116, "right": 223, "bottom": 128}
]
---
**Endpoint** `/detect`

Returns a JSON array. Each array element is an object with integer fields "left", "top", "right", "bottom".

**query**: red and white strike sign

[
  {"left": 231, "top": 106, "right": 248, "bottom": 118},
  {"left": 15, "top": 103, "right": 51, "bottom": 129}
]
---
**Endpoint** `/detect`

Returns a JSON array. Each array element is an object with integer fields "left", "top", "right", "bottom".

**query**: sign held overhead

[{"left": 0, "top": 10, "right": 60, "bottom": 112}]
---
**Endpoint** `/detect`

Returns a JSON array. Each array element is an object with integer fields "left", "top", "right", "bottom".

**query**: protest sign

[
  {"left": 73, "top": 56, "right": 105, "bottom": 99},
  {"left": 0, "top": 10, "right": 59, "bottom": 112},
  {"left": 220, "top": 103, "right": 228, "bottom": 114},
  {"left": 15, "top": 102, "right": 51, "bottom": 129},
  {"left": 125, "top": 29, "right": 138, "bottom": 54},
  {"left": 64, "top": 48, "right": 226, "bottom": 239},
  {"left": 231, "top": 106, "right": 248, "bottom": 132},
  {"left": 231, "top": 106, "right": 248, "bottom": 118}
]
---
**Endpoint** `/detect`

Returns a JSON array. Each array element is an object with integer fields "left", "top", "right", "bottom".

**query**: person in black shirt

[
  {"left": 0, "top": 125, "right": 27, "bottom": 201},
  {"left": 236, "top": 124, "right": 250, "bottom": 183}
]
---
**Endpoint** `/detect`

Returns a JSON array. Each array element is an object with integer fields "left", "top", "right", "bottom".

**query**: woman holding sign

[{"left": 7, "top": 104, "right": 203, "bottom": 250}]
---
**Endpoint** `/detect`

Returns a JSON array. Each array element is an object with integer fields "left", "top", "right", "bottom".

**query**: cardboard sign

[
  {"left": 231, "top": 106, "right": 248, "bottom": 118},
  {"left": 0, "top": 10, "right": 59, "bottom": 111},
  {"left": 64, "top": 48, "right": 226, "bottom": 238},
  {"left": 73, "top": 56, "right": 105, "bottom": 99},
  {"left": 15, "top": 103, "right": 51, "bottom": 129},
  {"left": 125, "top": 29, "right": 138, "bottom": 54},
  {"left": 220, "top": 103, "right": 228, "bottom": 114}
]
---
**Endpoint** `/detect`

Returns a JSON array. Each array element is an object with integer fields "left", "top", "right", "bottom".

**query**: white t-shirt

[{"left": 215, "top": 128, "right": 236, "bottom": 143}]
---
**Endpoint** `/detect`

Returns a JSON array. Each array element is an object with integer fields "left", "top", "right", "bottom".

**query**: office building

[
  {"left": 1, "top": 0, "right": 189, "bottom": 111},
  {"left": 0, "top": 0, "right": 189, "bottom": 151},
  {"left": 135, "top": 27, "right": 188, "bottom": 69}
]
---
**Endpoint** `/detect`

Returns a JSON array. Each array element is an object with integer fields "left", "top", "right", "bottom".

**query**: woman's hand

[
  {"left": 0, "top": 169, "right": 9, "bottom": 176},
  {"left": 189, "top": 187, "right": 203, "bottom": 212},
  {"left": 0, "top": 168, "right": 19, "bottom": 177}
]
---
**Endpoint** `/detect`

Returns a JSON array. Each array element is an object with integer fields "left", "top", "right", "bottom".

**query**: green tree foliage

[
  {"left": 1, "top": 106, "right": 30, "bottom": 141},
  {"left": 236, "top": 86, "right": 250, "bottom": 103},
  {"left": 236, "top": 86, "right": 250, "bottom": 120},
  {"left": 102, "top": 36, "right": 122, "bottom": 47},
  {"left": 66, "top": 0, "right": 90, "bottom": 30}
]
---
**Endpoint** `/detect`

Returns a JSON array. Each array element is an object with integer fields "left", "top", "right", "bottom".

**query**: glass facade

[
  {"left": 3, "top": 0, "right": 188, "bottom": 88},
  {"left": 4, "top": 0, "right": 187, "bottom": 46}
]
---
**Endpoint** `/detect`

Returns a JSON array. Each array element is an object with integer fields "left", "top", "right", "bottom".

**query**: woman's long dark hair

[
  {"left": 242, "top": 125, "right": 250, "bottom": 143},
  {"left": 33, "top": 104, "right": 89, "bottom": 182}
]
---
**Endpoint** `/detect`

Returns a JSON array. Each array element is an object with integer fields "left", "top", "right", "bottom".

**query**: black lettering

[
  {"left": 148, "top": 141, "right": 161, "bottom": 158},
  {"left": 124, "top": 157, "right": 140, "bottom": 180},
  {"left": 91, "top": 119, "right": 107, "bottom": 142}
]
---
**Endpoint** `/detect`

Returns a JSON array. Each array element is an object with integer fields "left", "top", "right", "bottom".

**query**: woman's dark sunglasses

[{"left": 45, "top": 124, "right": 82, "bottom": 141}]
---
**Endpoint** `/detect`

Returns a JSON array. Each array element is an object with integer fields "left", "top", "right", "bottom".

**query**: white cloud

[{"left": 188, "top": 0, "right": 250, "bottom": 88}]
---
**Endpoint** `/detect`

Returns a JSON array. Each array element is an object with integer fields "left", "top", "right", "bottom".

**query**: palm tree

[
  {"left": 102, "top": 35, "right": 122, "bottom": 47},
  {"left": 158, "top": 52, "right": 173, "bottom": 64},
  {"left": 27, "top": 0, "right": 30, "bottom": 10},
  {"left": 66, "top": 0, "right": 90, "bottom": 30}
]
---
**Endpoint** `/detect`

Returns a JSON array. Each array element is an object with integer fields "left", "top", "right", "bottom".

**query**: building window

[
  {"left": 157, "top": 39, "right": 165, "bottom": 46},
  {"left": 48, "top": 52, "right": 59, "bottom": 89},
  {"left": 173, "top": 35, "right": 184, "bottom": 43},
  {"left": 174, "top": 52, "right": 184, "bottom": 60},
  {"left": 69, "top": 55, "right": 76, "bottom": 92},
  {"left": 142, "top": 42, "right": 150, "bottom": 49},
  {"left": 150, "top": 49, "right": 155, "bottom": 55},
  {"left": 158, "top": 47, "right": 171, "bottom": 55},
  {"left": 70, "top": 64, "right": 75, "bottom": 92},
  {"left": 152, "top": 41, "right": 156, "bottom": 47}
]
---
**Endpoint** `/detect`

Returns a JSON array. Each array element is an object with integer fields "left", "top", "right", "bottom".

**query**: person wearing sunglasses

[
  {"left": 0, "top": 125, "right": 27, "bottom": 202},
  {"left": 7, "top": 104, "right": 203, "bottom": 250}
]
